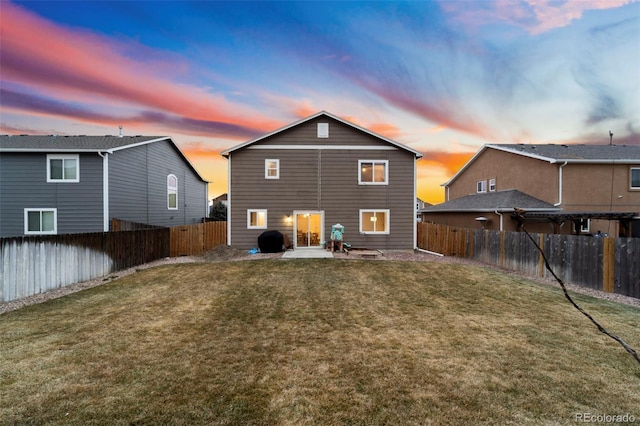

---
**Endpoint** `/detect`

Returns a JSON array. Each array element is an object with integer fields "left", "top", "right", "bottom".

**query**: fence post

[
  {"left": 538, "top": 233, "right": 545, "bottom": 278},
  {"left": 499, "top": 231, "right": 505, "bottom": 268},
  {"left": 602, "top": 237, "right": 614, "bottom": 293}
]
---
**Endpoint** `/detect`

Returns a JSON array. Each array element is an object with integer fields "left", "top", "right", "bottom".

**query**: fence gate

[{"left": 170, "top": 221, "right": 226, "bottom": 256}]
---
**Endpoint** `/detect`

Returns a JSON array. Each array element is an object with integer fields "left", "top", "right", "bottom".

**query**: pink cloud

[
  {"left": 366, "top": 122, "right": 402, "bottom": 140},
  {"left": 522, "top": 0, "right": 634, "bottom": 34},
  {"left": 293, "top": 101, "right": 319, "bottom": 119},
  {"left": 0, "top": 2, "right": 282, "bottom": 136},
  {"left": 440, "top": 0, "right": 635, "bottom": 35}
]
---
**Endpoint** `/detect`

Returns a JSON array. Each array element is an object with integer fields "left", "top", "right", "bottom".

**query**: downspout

[
  {"left": 205, "top": 182, "right": 209, "bottom": 220},
  {"left": 494, "top": 210, "right": 503, "bottom": 231},
  {"left": 318, "top": 150, "right": 322, "bottom": 210},
  {"left": 226, "top": 154, "right": 232, "bottom": 246},
  {"left": 554, "top": 161, "right": 567, "bottom": 206},
  {"left": 98, "top": 152, "right": 109, "bottom": 232},
  {"left": 413, "top": 158, "right": 417, "bottom": 249}
]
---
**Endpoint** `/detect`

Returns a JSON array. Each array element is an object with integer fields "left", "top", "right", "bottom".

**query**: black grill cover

[{"left": 257, "top": 230, "right": 284, "bottom": 253}]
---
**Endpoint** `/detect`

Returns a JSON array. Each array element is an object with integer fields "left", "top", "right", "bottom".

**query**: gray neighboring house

[
  {"left": 0, "top": 135, "right": 208, "bottom": 237},
  {"left": 222, "top": 111, "right": 423, "bottom": 250}
]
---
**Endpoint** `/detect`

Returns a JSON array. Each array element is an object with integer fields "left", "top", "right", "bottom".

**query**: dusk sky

[{"left": 1, "top": 0, "right": 639, "bottom": 203}]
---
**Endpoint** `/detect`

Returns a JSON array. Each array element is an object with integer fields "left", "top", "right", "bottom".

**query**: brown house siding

[
  {"left": 561, "top": 164, "right": 640, "bottom": 211},
  {"left": 448, "top": 149, "right": 559, "bottom": 203},
  {"left": 436, "top": 145, "right": 640, "bottom": 236},
  {"left": 228, "top": 116, "right": 417, "bottom": 250}
]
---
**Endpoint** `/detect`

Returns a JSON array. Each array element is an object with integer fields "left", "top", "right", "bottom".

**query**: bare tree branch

[{"left": 514, "top": 210, "right": 640, "bottom": 365}]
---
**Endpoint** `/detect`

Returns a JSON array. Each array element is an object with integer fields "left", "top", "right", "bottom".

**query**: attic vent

[{"left": 317, "top": 123, "right": 329, "bottom": 138}]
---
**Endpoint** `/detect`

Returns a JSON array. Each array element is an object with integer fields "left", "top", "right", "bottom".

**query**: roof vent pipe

[{"left": 118, "top": 125, "right": 123, "bottom": 138}]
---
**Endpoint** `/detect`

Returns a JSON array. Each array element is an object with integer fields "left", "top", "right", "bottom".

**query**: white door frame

[{"left": 293, "top": 210, "right": 324, "bottom": 249}]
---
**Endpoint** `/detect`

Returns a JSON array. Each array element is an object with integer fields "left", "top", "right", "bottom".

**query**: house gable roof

[
  {"left": 0, "top": 135, "right": 208, "bottom": 183},
  {"left": 221, "top": 111, "right": 423, "bottom": 158},
  {"left": 489, "top": 143, "right": 640, "bottom": 162},
  {"left": 0, "top": 135, "right": 171, "bottom": 152},
  {"left": 421, "top": 189, "right": 559, "bottom": 213},
  {"left": 444, "top": 143, "right": 640, "bottom": 187}
]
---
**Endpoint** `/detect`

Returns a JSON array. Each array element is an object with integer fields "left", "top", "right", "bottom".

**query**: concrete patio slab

[{"left": 282, "top": 249, "right": 334, "bottom": 259}]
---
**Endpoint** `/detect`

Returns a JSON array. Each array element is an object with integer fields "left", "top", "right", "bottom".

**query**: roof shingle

[
  {"left": 490, "top": 144, "right": 640, "bottom": 161},
  {"left": 422, "top": 189, "right": 559, "bottom": 213},
  {"left": 0, "top": 135, "right": 168, "bottom": 151}
]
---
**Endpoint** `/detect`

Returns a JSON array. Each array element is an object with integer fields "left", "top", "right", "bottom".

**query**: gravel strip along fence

[{"left": 2, "top": 248, "right": 638, "bottom": 315}]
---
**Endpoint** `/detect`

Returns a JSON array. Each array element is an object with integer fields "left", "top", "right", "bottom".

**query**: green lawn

[{"left": 1, "top": 259, "right": 638, "bottom": 425}]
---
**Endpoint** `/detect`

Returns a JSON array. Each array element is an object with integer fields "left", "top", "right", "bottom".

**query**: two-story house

[
  {"left": 0, "top": 135, "right": 208, "bottom": 237},
  {"left": 421, "top": 144, "right": 640, "bottom": 236},
  {"left": 222, "top": 111, "right": 423, "bottom": 250}
]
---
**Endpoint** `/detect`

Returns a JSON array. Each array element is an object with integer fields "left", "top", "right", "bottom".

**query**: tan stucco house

[
  {"left": 222, "top": 111, "right": 423, "bottom": 250},
  {"left": 421, "top": 144, "right": 640, "bottom": 236}
]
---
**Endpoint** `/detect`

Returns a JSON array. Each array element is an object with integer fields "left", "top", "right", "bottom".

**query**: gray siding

[
  {"left": 0, "top": 153, "right": 104, "bottom": 237},
  {"left": 109, "top": 140, "right": 206, "bottom": 227},
  {"left": 108, "top": 145, "right": 149, "bottom": 222},
  {"left": 229, "top": 116, "right": 416, "bottom": 250}
]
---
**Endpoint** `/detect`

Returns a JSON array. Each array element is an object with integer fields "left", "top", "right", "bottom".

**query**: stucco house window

[
  {"left": 247, "top": 209, "right": 267, "bottom": 229},
  {"left": 265, "top": 159, "right": 280, "bottom": 179},
  {"left": 477, "top": 180, "right": 487, "bottom": 193},
  {"left": 167, "top": 174, "right": 178, "bottom": 209},
  {"left": 631, "top": 168, "right": 640, "bottom": 189},
  {"left": 359, "top": 209, "right": 389, "bottom": 234},
  {"left": 47, "top": 154, "right": 79, "bottom": 182},
  {"left": 24, "top": 208, "right": 57, "bottom": 235},
  {"left": 359, "top": 160, "right": 388, "bottom": 185},
  {"left": 580, "top": 219, "right": 590, "bottom": 233}
]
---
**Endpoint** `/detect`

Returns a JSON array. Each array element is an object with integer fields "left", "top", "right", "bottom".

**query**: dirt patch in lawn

[{"left": 201, "top": 245, "right": 284, "bottom": 262}]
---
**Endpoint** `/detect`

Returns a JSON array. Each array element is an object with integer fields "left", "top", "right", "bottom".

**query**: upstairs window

[
  {"left": 477, "top": 180, "right": 487, "bottom": 193},
  {"left": 631, "top": 168, "right": 640, "bottom": 189},
  {"left": 25, "top": 208, "right": 57, "bottom": 235},
  {"left": 489, "top": 178, "right": 496, "bottom": 192},
  {"left": 360, "top": 209, "right": 390, "bottom": 234},
  {"left": 47, "top": 154, "right": 79, "bottom": 182},
  {"left": 317, "top": 123, "right": 329, "bottom": 138},
  {"left": 265, "top": 159, "right": 280, "bottom": 179},
  {"left": 359, "top": 160, "right": 388, "bottom": 185},
  {"left": 167, "top": 174, "right": 178, "bottom": 210}
]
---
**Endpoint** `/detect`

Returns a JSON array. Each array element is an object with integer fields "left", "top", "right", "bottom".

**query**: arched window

[{"left": 167, "top": 174, "right": 178, "bottom": 210}]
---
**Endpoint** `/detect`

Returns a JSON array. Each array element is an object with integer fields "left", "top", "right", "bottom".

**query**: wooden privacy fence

[
  {"left": 111, "top": 219, "right": 228, "bottom": 256},
  {"left": 1, "top": 221, "right": 227, "bottom": 303},
  {"left": 417, "top": 222, "right": 639, "bottom": 299},
  {"left": 0, "top": 229, "right": 169, "bottom": 302},
  {"left": 417, "top": 222, "right": 472, "bottom": 257},
  {"left": 170, "top": 221, "right": 227, "bottom": 256},
  {"left": 111, "top": 218, "right": 166, "bottom": 231}
]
